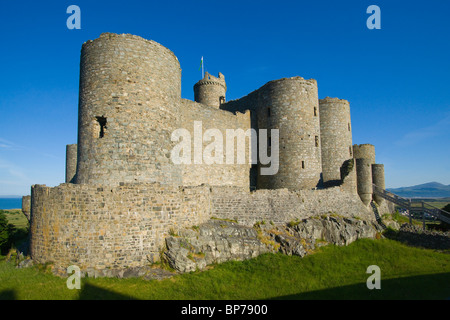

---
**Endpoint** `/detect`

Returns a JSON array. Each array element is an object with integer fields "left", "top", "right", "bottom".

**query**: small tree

[
  {"left": 0, "top": 211, "right": 10, "bottom": 253},
  {"left": 0, "top": 211, "right": 15, "bottom": 255}
]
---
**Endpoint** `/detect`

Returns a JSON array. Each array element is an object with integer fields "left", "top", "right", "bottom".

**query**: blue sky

[{"left": 0, "top": 0, "right": 449, "bottom": 196}]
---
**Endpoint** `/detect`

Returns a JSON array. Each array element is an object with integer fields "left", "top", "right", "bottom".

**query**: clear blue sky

[{"left": 0, "top": 0, "right": 449, "bottom": 196}]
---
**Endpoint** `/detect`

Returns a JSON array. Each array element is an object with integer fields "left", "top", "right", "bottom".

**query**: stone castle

[{"left": 22, "top": 33, "right": 393, "bottom": 273}]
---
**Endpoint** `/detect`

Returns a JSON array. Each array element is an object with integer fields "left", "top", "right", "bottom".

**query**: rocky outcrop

[
  {"left": 164, "top": 216, "right": 383, "bottom": 272},
  {"left": 164, "top": 220, "right": 271, "bottom": 273},
  {"left": 290, "top": 216, "right": 380, "bottom": 246}
]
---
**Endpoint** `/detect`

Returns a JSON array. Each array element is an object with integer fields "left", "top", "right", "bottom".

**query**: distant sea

[{"left": 0, "top": 198, "right": 22, "bottom": 210}]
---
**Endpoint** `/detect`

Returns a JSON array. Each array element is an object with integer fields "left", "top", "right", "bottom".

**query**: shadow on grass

[
  {"left": 271, "top": 272, "right": 450, "bottom": 300},
  {"left": 0, "top": 290, "right": 16, "bottom": 300},
  {"left": 79, "top": 283, "right": 138, "bottom": 300},
  {"left": 1, "top": 271, "right": 449, "bottom": 300},
  {"left": 0, "top": 284, "right": 137, "bottom": 300}
]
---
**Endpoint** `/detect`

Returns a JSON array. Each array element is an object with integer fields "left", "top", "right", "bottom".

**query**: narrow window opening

[
  {"left": 219, "top": 96, "right": 225, "bottom": 105},
  {"left": 349, "top": 146, "right": 353, "bottom": 156},
  {"left": 348, "top": 123, "right": 351, "bottom": 131},
  {"left": 315, "top": 136, "right": 319, "bottom": 147},
  {"left": 314, "top": 107, "right": 317, "bottom": 116},
  {"left": 96, "top": 116, "right": 107, "bottom": 138},
  {"left": 302, "top": 161, "right": 305, "bottom": 169}
]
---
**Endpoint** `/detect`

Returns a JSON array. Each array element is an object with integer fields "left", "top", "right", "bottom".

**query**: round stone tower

[
  {"left": 65, "top": 144, "right": 77, "bottom": 183},
  {"left": 372, "top": 164, "right": 385, "bottom": 205},
  {"left": 319, "top": 97, "right": 354, "bottom": 189},
  {"left": 75, "top": 33, "right": 182, "bottom": 186},
  {"left": 256, "top": 77, "right": 322, "bottom": 190},
  {"left": 194, "top": 72, "right": 227, "bottom": 108},
  {"left": 353, "top": 144, "right": 375, "bottom": 164},
  {"left": 356, "top": 158, "right": 373, "bottom": 205},
  {"left": 353, "top": 144, "right": 376, "bottom": 205}
]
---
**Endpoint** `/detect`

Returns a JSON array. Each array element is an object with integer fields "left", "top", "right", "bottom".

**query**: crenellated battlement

[{"left": 194, "top": 72, "right": 227, "bottom": 108}]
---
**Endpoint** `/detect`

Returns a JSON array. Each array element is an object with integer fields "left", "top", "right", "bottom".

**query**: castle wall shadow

[
  {"left": 0, "top": 289, "right": 17, "bottom": 300},
  {"left": 79, "top": 283, "right": 138, "bottom": 300},
  {"left": 270, "top": 272, "right": 450, "bottom": 300}
]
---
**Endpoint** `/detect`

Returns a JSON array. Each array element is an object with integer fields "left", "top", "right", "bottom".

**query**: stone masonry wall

[
  {"left": 353, "top": 144, "right": 375, "bottom": 164},
  {"left": 211, "top": 186, "right": 374, "bottom": 227},
  {"left": 179, "top": 99, "right": 251, "bottom": 189},
  {"left": 28, "top": 181, "right": 387, "bottom": 272},
  {"left": 30, "top": 183, "right": 210, "bottom": 271}
]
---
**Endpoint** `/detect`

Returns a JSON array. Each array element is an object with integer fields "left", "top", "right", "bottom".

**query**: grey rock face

[
  {"left": 164, "top": 216, "right": 380, "bottom": 273},
  {"left": 292, "top": 216, "right": 378, "bottom": 246},
  {"left": 16, "top": 258, "right": 34, "bottom": 269},
  {"left": 164, "top": 220, "right": 270, "bottom": 273},
  {"left": 274, "top": 234, "right": 309, "bottom": 257}
]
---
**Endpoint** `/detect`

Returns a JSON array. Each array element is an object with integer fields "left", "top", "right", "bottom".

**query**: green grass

[
  {"left": 1, "top": 209, "right": 28, "bottom": 230},
  {"left": 1, "top": 238, "right": 449, "bottom": 300},
  {"left": 416, "top": 200, "right": 450, "bottom": 210},
  {"left": 426, "top": 202, "right": 449, "bottom": 210},
  {"left": 384, "top": 211, "right": 420, "bottom": 227},
  {"left": 386, "top": 211, "right": 447, "bottom": 230},
  {"left": 410, "top": 202, "right": 450, "bottom": 210}
]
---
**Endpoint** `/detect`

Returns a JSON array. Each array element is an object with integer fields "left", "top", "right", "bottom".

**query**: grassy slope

[
  {"left": 409, "top": 201, "right": 450, "bottom": 210},
  {"left": 1, "top": 238, "right": 449, "bottom": 300},
  {"left": 1, "top": 209, "right": 28, "bottom": 230}
]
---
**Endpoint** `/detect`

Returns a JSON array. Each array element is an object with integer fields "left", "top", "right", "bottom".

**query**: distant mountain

[{"left": 387, "top": 182, "right": 450, "bottom": 198}]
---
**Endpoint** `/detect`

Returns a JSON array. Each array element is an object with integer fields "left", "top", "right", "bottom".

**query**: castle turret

[
  {"left": 256, "top": 77, "right": 322, "bottom": 190},
  {"left": 221, "top": 76, "right": 322, "bottom": 190},
  {"left": 353, "top": 144, "right": 375, "bottom": 164},
  {"left": 21, "top": 195, "right": 31, "bottom": 222},
  {"left": 352, "top": 144, "right": 387, "bottom": 205},
  {"left": 356, "top": 158, "right": 373, "bottom": 205},
  {"left": 75, "top": 33, "right": 183, "bottom": 186},
  {"left": 372, "top": 163, "right": 385, "bottom": 205},
  {"left": 319, "top": 97, "right": 355, "bottom": 191},
  {"left": 65, "top": 144, "right": 77, "bottom": 183},
  {"left": 194, "top": 72, "right": 226, "bottom": 108}
]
